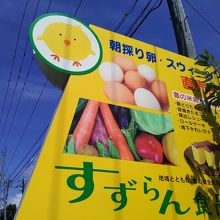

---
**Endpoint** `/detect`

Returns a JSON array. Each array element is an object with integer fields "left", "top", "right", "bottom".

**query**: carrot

[
  {"left": 99, "top": 103, "right": 134, "bottom": 161},
  {"left": 73, "top": 100, "right": 99, "bottom": 153}
]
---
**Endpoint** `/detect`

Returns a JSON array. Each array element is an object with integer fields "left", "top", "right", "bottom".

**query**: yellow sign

[{"left": 16, "top": 14, "right": 220, "bottom": 220}]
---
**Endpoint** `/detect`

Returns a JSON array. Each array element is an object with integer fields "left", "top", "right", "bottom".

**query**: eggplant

[
  {"left": 118, "top": 107, "right": 130, "bottom": 129},
  {"left": 89, "top": 110, "right": 109, "bottom": 151},
  {"left": 110, "top": 105, "right": 130, "bottom": 129}
]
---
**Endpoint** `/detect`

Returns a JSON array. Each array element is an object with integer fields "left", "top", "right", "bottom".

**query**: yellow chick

[{"left": 37, "top": 22, "right": 95, "bottom": 67}]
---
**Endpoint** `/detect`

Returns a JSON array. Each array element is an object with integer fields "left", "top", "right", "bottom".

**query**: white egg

[
  {"left": 98, "top": 62, "right": 124, "bottom": 82},
  {"left": 138, "top": 64, "right": 156, "bottom": 83},
  {"left": 134, "top": 88, "right": 161, "bottom": 110}
]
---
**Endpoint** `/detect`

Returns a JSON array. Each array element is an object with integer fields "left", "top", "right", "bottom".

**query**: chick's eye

[
  {"left": 74, "top": 38, "right": 76, "bottom": 41},
  {"left": 59, "top": 33, "right": 62, "bottom": 36}
]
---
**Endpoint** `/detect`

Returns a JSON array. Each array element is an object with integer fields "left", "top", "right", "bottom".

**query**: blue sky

[{"left": 0, "top": 0, "right": 220, "bottom": 207}]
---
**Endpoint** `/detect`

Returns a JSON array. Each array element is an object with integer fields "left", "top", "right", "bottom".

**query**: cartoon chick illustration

[{"left": 37, "top": 22, "right": 95, "bottom": 67}]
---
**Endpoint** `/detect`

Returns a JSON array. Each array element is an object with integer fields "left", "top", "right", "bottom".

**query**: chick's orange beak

[{"left": 64, "top": 39, "right": 71, "bottom": 46}]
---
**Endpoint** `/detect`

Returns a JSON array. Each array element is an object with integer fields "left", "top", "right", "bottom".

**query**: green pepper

[
  {"left": 108, "top": 139, "right": 120, "bottom": 159},
  {"left": 96, "top": 141, "right": 109, "bottom": 158},
  {"left": 64, "top": 135, "right": 75, "bottom": 154},
  {"left": 121, "top": 128, "right": 141, "bottom": 161}
]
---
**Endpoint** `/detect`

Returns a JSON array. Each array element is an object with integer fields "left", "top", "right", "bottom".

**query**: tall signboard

[{"left": 16, "top": 13, "right": 220, "bottom": 219}]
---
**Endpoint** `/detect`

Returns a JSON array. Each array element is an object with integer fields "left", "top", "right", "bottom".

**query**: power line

[
  {"left": 0, "top": 0, "right": 54, "bottom": 148},
  {"left": 10, "top": 151, "right": 40, "bottom": 190},
  {"left": 114, "top": 0, "right": 138, "bottom": 32},
  {"left": 0, "top": 0, "right": 41, "bottom": 147},
  {"left": 128, "top": 0, "right": 163, "bottom": 37},
  {"left": 0, "top": 0, "right": 54, "bottom": 202},
  {"left": 5, "top": 79, "right": 48, "bottom": 172},
  {"left": 18, "top": 0, "right": 41, "bottom": 74},
  {"left": 46, "top": 0, "right": 53, "bottom": 12},
  {"left": 10, "top": 150, "right": 39, "bottom": 186},
  {"left": 0, "top": 149, "right": 40, "bottom": 197},
  {"left": 6, "top": 125, "right": 48, "bottom": 181},
  {"left": 125, "top": 0, "right": 152, "bottom": 36},
  {"left": 74, "top": 0, "right": 83, "bottom": 17},
  {"left": 183, "top": 0, "right": 220, "bottom": 36},
  {"left": 2, "top": 88, "right": 60, "bottom": 192},
  {"left": 14, "top": 178, "right": 26, "bottom": 195},
  {"left": 0, "top": 56, "right": 35, "bottom": 154},
  {"left": 0, "top": 0, "right": 53, "bottom": 156},
  {"left": 0, "top": 0, "right": 29, "bottom": 135},
  {"left": 18, "top": 0, "right": 53, "bottom": 72},
  {"left": 0, "top": 124, "right": 49, "bottom": 193},
  {"left": 0, "top": 0, "right": 54, "bottom": 199},
  {"left": 0, "top": 124, "right": 48, "bottom": 193},
  {"left": 0, "top": 56, "right": 34, "bottom": 147}
]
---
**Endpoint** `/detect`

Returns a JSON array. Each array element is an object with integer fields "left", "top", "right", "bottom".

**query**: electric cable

[
  {"left": 5, "top": 79, "right": 48, "bottom": 173},
  {"left": 0, "top": 0, "right": 29, "bottom": 134},
  {"left": 0, "top": 0, "right": 41, "bottom": 146},
  {"left": 0, "top": 148, "right": 40, "bottom": 197},
  {"left": 46, "top": 0, "right": 53, "bottom": 12},
  {"left": 18, "top": 0, "right": 52, "bottom": 75},
  {"left": 0, "top": 125, "right": 49, "bottom": 192},
  {"left": 6, "top": 125, "right": 48, "bottom": 181},
  {"left": 125, "top": 0, "right": 152, "bottom": 36},
  {"left": 74, "top": 0, "right": 83, "bottom": 17},
  {"left": 183, "top": 0, "right": 220, "bottom": 36},
  {"left": 0, "top": 123, "right": 48, "bottom": 192},
  {"left": 0, "top": 56, "right": 35, "bottom": 155},
  {"left": 0, "top": 0, "right": 54, "bottom": 199},
  {"left": 12, "top": 151, "right": 39, "bottom": 186},
  {"left": 0, "top": 0, "right": 53, "bottom": 155},
  {"left": 0, "top": 56, "right": 34, "bottom": 147},
  {"left": 128, "top": 0, "right": 163, "bottom": 37},
  {"left": 114, "top": 0, "right": 138, "bottom": 32}
]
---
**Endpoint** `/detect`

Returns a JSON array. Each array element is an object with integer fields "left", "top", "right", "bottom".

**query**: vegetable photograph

[{"left": 64, "top": 98, "right": 179, "bottom": 166}]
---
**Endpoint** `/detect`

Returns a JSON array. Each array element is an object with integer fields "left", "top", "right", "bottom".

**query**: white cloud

[
  {"left": 7, "top": 157, "right": 38, "bottom": 208},
  {"left": 8, "top": 193, "right": 22, "bottom": 207},
  {"left": 22, "top": 156, "right": 37, "bottom": 178},
  {"left": 22, "top": 81, "right": 61, "bottom": 101}
]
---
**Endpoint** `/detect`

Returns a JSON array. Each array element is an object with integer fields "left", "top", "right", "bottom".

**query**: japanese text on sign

[
  {"left": 109, "top": 40, "right": 156, "bottom": 63},
  {"left": 55, "top": 162, "right": 220, "bottom": 217}
]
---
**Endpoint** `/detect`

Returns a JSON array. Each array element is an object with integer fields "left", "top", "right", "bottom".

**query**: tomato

[{"left": 135, "top": 133, "right": 163, "bottom": 163}]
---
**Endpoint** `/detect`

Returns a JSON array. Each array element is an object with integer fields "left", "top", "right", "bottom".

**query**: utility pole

[
  {"left": 0, "top": 148, "right": 7, "bottom": 219},
  {"left": 16, "top": 178, "right": 26, "bottom": 195},
  {"left": 0, "top": 149, "right": 6, "bottom": 186},
  {"left": 167, "top": 0, "right": 196, "bottom": 58},
  {"left": 0, "top": 149, "right": 6, "bottom": 219},
  {"left": 3, "top": 180, "right": 11, "bottom": 220},
  {"left": 21, "top": 179, "right": 25, "bottom": 195}
]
